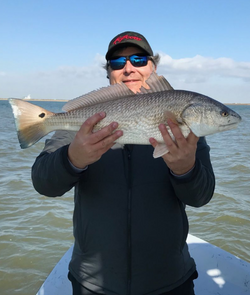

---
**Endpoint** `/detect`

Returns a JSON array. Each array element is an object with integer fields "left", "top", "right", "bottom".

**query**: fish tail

[{"left": 9, "top": 98, "right": 55, "bottom": 148}]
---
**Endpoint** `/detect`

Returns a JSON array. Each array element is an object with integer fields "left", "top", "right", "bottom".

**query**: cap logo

[{"left": 113, "top": 34, "right": 142, "bottom": 45}]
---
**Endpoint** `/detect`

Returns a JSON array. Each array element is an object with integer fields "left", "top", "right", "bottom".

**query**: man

[{"left": 32, "top": 31, "right": 215, "bottom": 295}]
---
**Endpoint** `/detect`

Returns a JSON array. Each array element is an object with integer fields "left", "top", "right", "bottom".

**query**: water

[{"left": 0, "top": 100, "right": 250, "bottom": 295}]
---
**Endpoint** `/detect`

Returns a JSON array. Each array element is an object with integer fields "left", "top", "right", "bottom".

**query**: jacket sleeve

[
  {"left": 169, "top": 137, "right": 215, "bottom": 207},
  {"left": 31, "top": 130, "right": 84, "bottom": 197}
]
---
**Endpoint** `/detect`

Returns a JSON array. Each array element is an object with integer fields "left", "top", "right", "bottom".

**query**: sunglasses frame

[{"left": 108, "top": 54, "right": 153, "bottom": 70}]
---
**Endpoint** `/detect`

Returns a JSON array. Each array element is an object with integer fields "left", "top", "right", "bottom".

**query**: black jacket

[{"left": 32, "top": 131, "right": 215, "bottom": 295}]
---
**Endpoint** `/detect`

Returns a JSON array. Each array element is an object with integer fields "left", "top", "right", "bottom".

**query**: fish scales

[
  {"left": 9, "top": 72, "right": 242, "bottom": 157},
  {"left": 45, "top": 90, "right": 191, "bottom": 145},
  {"left": 44, "top": 91, "right": 171, "bottom": 144}
]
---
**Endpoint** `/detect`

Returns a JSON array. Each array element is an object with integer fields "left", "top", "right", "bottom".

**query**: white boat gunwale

[{"left": 36, "top": 234, "right": 250, "bottom": 295}]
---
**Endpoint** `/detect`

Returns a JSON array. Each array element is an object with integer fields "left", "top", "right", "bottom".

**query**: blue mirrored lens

[
  {"left": 109, "top": 55, "right": 148, "bottom": 70},
  {"left": 130, "top": 55, "right": 147, "bottom": 67},
  {"left": 110, "top": 57, "right": 127, "bottom": 70}
]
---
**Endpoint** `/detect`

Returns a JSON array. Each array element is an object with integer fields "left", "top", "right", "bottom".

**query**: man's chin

[{"left": 123, "top": 81, "right": 141, "bottom": 93}]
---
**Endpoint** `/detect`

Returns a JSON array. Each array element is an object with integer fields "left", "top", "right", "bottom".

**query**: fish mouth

[{"left": 219, "top": 122, "right": 239, "bottom": 129}]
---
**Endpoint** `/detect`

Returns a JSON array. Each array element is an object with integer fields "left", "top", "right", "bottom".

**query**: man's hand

[
  {"left": 149, "top": 119, "right": 199, "bottom": 175},
  {"left": 68, "top": 112, "right": 123, "bottom": 169}
]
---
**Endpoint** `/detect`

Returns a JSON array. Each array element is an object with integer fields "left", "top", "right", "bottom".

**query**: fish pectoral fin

[
  {"left": 153, "top": 143, "right": 169, "bottom": 158},
  {"left": 111, "top": 143, "right": 124, "bottom": 150},
  {"left": 164, "top": 111, "right": 182, "bottom": 125}
]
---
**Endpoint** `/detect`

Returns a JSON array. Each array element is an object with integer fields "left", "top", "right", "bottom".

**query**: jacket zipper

[{"left": 125, "top": 145, "right": 132, "bottom": 295}]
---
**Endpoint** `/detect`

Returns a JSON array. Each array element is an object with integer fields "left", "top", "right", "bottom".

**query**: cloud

[
  {"left": 157, "top": 53, "right": 250, "bottom": 103},
  {"left": 158, "top": 53, "right": 250, "bottom": 82},
  {"left": 37, "top": 55, "right": 105, "bottom": 80},
  {"left": 0, "top": 53, "right": 249, "bottom": 103},
  {"left": 0, "top": 54, "right": 109, "bottom": 100}
]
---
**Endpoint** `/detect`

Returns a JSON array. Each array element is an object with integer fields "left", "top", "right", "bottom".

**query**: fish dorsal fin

[
  {"left": 62, "top": 82, "right": 135, "bottom": 111},
  {"left": 62, "top": 72, "right": 173, "bottom": 111},
  {"left": 139, "top": 72, "right": 174, "bottom": 94}
]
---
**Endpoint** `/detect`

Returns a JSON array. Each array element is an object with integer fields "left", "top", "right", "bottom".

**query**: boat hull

[{"left": 36, "top": 234, "right": 250, "bottom": 295}]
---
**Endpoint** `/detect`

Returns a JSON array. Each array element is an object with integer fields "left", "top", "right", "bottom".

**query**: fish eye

[
  {"left": 39, "top": 112, "right": 46, "bottom": 118},
  {"left": 220, "top": 111, "right": 229, "bottom": 117}
]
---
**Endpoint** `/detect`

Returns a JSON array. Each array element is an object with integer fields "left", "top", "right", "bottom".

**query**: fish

[{"left": 9, "top": 72, "right": 242, "bottom": 158}]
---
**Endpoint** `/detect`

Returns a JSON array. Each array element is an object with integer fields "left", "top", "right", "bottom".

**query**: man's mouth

[{"left": 123, "top": 80, "right": 139, "bottom": 84}]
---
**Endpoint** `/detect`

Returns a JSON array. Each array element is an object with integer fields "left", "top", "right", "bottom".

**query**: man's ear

[{"left": 153, "top": 63, "right": 157, "bottom": 72}]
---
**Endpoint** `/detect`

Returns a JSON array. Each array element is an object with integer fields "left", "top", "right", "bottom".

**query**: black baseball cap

[{"left": 105, "top": 31, "right": 154, "bottom": 60}]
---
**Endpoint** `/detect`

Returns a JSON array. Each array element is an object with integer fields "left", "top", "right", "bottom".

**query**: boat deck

[{"left": 36, "top": 234, "right": 250, "bottom": 295}]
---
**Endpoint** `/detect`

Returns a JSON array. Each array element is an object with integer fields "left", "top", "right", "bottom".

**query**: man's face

[{"left": 108, "top": 46, "right": 156, "bottom": 93}]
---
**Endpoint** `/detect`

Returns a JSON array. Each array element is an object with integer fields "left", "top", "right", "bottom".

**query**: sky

[{"left": 0, "top": 0, "right": 250, "bottom": 103}]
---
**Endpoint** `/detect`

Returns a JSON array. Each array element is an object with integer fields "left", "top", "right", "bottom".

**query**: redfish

[{"left": 9, "top": 73, "right": 241, "bottom": 158}]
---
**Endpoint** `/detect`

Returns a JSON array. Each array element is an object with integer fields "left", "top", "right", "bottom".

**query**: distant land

[
  {"left": 1, "top": 98, "right": 250, "bottom": 105},
  {"left": 0, "top": 98, "right": 68, "bottom": 102}
]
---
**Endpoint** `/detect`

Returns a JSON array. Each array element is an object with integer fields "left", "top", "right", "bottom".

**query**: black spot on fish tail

[{"left": 39, "top": 113, "right": 45, "bottom": 118}]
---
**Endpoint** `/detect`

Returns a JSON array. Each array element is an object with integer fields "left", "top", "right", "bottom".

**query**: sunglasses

[{"left": 108, "top": 54, "right": 152, "bottom": 70}]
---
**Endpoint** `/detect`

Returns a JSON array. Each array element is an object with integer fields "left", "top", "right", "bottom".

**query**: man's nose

[{"left": 123, "top": 60, "right": 135, "bottom": 73}]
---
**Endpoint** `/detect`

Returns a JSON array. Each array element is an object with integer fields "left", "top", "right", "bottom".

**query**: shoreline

[
  {"left": 0, "top": 98, "right": 68, "bottom": 102},
  {"left": 1, "top": 98, "right": 250, "bottom": 105}
]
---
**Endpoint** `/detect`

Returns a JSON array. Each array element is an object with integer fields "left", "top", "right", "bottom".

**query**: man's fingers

[
  {"left": 96, "top": 130, "right": 123, "bottom": 151},
  {"left": 187, "top": 130, "right": 199, "bottom": 145},
  {"left": 91, "top": 121, "right": 120, "bottom": 144},
  {"left": 78, "top": 112, "right": 122, "bottom": 145},
  {"left": 149, "top": 137, "right": 158, "bottom": 148},
  {"left": 159, "top": 123, "right": 177, "bottom": 151},
  {"left": 166, "top": 119, "right": 187, "bottom": 147},
  {"left": 79, "top": 112, "right": 106, "bottom": 135}
]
